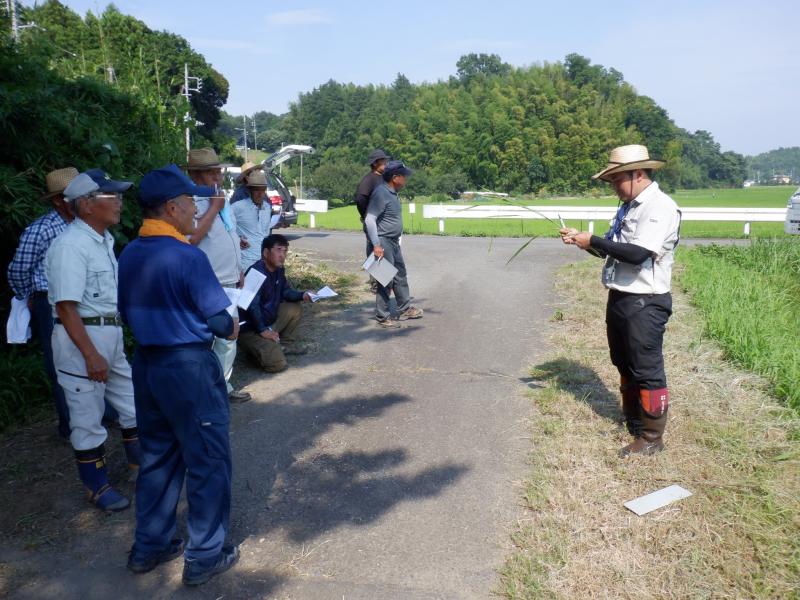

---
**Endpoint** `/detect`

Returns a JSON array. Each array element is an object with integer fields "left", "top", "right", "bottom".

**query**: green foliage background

[
  {"left": 223, "top": 53, "right": 748, "bottom": 201},
  {"left": 747, "top": 147, "right": 800, "bottom": 182},
  {"left": 0, "top": 1, "right": 237, "bottom": 430}
]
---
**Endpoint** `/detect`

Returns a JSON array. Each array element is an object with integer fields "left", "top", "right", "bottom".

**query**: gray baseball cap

[{"left": 63, "top": 173, "right": 100, "bottom": 201}]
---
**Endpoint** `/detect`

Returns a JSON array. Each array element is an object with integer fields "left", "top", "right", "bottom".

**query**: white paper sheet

[
  {"left": 237, "top": 269, "right": 267, "bottom": 310},
  {"left": 624, "top": 485, "right": 692, "bottom": 516},
  {"left": 6, "top": 297, "right": 31, "bottom": 344},
  {"left": 309, "top": 286, "right": 338, "bottom": 302},
  {"left": 362, "top": 255, "right": 398, "bottom": 287},
  {"left": 223, "top": 288, "right": 242, "bottom": 317}
]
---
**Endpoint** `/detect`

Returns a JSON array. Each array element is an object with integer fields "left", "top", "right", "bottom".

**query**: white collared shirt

[
  {"left": 602, "top": 182, "right": 681, "bottom": 294},
  {"left": 46, "top": 218, "right": 119, "bottom": 317},
  {"left": 232, "top": 196, "right": 271, "bottom": 270},
  {"left": 192, "top": 196, "right": 242, "bottom": 286}
]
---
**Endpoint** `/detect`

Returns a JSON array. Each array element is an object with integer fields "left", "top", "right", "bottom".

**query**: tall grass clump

[
  {"left": 678, "top": 238, "right": 800, "bottom": 410},
  {"left": 0, "top": 346, "right": 51, "bottom": 431}
]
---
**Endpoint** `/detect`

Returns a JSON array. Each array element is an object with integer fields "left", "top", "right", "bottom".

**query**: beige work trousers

[{"left": 238, "top": 302, "right": 302, "bottom": 372}]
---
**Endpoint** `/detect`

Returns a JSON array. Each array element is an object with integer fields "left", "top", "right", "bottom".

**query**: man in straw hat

[
  {"left": 118, "top": 163, "right": 240, "bottom": 585},
  {"left": 559, "top": 144, "right": 681, "bottom": 457},
  {"left": 232, "top": 168, "right": 272, "bottom": 270},
  {"left": 7, "top": 167, "right": 78, "bottom": 439},
  {"left": 45, "top": 169, "right": 141, "bottom": 511},
  {"left": 185, "top": 148, "right": 251, "bottom": 404},
  {"left": 230, "top": 161, "right": 263, "bottom": 204}
]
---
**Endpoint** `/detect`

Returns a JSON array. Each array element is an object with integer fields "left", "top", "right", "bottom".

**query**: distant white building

[
  {"left": 770, "top": 174, "right": 793, "bottom": 185},
  {"left": 743, "top": 180, "right": 756, "bottom": 188}
]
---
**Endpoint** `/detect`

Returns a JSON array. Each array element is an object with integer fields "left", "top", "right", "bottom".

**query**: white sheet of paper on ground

[
  {"left": 309, "top": 286, "right": 338, "bottom": 303},
  {"left": 624, "top": 485, "right": 692, "bottom": 516},
  {"left": 362, "top": 255, "right": 398, "bottom": 287},
  {"left": 237, "top": 269, "right": 267, "bottom": 310}
]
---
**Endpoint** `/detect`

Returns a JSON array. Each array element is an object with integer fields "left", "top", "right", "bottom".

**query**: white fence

[
  {"left": 421, "top": 204, "right": 788, "bottom": 236},
  {"left": 294, "top": 199, "right": 328, "bottom": 228}
]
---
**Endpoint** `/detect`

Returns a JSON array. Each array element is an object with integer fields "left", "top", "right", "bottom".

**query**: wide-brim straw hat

[
  {"left": 184, "top": 148, "right": 231, "bottom": 171},
  {"left": 40, "top": 167, "right": 79, "bottom": 200},
  {"left": 592, "top": 144, "right": 665, "bottom": 182},
  {"left": 235, "top": 161, "right": 263, "bottom": 184},
  {"left": 246, "top": 170, "right": 268, "bottom": 188}
]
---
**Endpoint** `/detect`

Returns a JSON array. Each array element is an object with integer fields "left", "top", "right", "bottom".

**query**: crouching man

[
  {"left": 238, "top": 234, "right": 313, "bottom": 372},
  {"left": 46, "top": 170, "right": 140, "bottom": 512}
]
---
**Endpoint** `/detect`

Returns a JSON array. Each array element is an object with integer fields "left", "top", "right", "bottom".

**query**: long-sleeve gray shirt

[{"left": 364, "top": 182, "right": 403, "bottom": 246}]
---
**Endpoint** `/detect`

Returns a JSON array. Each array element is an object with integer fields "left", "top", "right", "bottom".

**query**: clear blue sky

[{"left": 23, "top": 0, "right": 799, "bottom": 156}]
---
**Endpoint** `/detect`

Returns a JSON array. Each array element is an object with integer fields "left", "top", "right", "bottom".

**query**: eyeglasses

[{"left": 89, "top": 191, "right": 123, "bottom": 201}]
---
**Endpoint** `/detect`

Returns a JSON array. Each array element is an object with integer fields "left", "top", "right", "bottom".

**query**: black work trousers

[{"left": 606, "top": 290, "right": 672, "bottom": 390}]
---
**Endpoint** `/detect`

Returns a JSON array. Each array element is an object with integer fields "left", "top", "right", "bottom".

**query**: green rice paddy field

[{"left": 296, "top": 185, "right": 796, "bottom": 238}]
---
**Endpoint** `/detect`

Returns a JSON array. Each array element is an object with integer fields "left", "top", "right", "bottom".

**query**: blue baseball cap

[
  {"left": 138, "top": 164, "right": 216, "bottom": 208},
  {"left": 382, "top": 160, "right": 413, "bottom": 182},
  {"left": 63, "top": 169, "right": 132, "bottom": 201},
  {"left": 84, "top": 168, "right": 133, "bottom": 194}
]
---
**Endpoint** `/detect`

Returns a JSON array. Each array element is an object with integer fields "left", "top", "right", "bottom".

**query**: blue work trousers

[{"left": 131, "top": 344, "right": 232, "bottom": 561}]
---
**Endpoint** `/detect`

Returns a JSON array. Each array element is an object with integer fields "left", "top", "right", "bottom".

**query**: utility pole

[
  {"left": 182, "top": 62, "right": 202, "bottom": 157},
  {"left": 252, "top": 115, "right": 258, "bottom": 154},
  {"left": 8, "top": 0, "right": 18, "bottom": 42},
  {"left": 236, "top": 116, "right": 248, "bottom": 162}
]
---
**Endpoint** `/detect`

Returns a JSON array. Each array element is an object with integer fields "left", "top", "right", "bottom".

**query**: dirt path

[{"left": 0, "top": 233, "right": 575, "bottom": 599}]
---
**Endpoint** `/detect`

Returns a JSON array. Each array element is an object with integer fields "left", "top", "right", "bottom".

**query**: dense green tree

[
  {"left": 20, "top": 0, "right": 228, "bottom": 136},
  {"left": 456, "top": 53, "right": 511, "bottom": 84},
  {"left": 221, "top": 53, "right": 748, "bottom": 195},
  {"left": 747, "top": 147, "right": 800, "bottom": 182}
]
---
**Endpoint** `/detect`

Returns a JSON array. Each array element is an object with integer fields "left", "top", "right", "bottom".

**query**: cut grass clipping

[
  {"left": 677, "top": 238, "right": 800, "bottom": 411},
  {"left": 500, "top": 258, "right": 799, "bottom": 599}
]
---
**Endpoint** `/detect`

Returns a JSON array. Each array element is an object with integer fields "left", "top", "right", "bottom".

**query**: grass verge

[
  {"left": 499, "top": 258, "right": 800, "bottom": 599},
  {"left": 296, "top": 186, "right": 794, "bottom": 239},
  {"left": 676, "top": 238, "right": 800, "bottom": 410}
]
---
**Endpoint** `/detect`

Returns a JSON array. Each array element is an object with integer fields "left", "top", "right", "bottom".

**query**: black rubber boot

[{"left": 620, "top": 379, "right": 642, "bottom": 437}]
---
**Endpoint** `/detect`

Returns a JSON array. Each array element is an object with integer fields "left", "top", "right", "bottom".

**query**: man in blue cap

[
  {"left": 45, "top": 169, "right": 140, "bottom": 512},
  {"left": 364, "top": 160, "right": 424, "bottom": 328},
  {"left": 118, "top": 164, "right": 240, "bottom": 586}
]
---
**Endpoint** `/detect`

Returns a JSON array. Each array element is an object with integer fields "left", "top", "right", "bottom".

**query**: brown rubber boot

[{"left": 619, "top": 410, "right": 667, "bottom": 457}]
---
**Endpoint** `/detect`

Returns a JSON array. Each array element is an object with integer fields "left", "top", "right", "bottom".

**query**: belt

[
  {"left": 138, "top": 341, "right": 214, "bottom": 353},
  {"left": 55, "top": 315, "right": 122, "bottom": 327}
]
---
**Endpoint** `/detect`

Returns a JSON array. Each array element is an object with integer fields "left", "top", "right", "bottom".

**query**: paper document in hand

[
  {"left": 223, "top": 288, "right": 242, "bottom": 317},
  {"left": 237, "top": 269, "right": 267, "bottom": 309},
  {"left": 362, "top": 255, "right": 398, "bottom": 287},
  {"left": 309, "top": 286, "right": 338, "bottom": 302}
]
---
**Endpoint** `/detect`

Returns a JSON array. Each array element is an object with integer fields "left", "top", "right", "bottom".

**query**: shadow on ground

[
  {"left": 229, "top": 372, "right": 469, "bottom": 546},
  {"left": 529, "top": 357, "right": 621, "bottom": 422},
  {"left": 1, "top": 356, "right": 467, "bottom": 599}
]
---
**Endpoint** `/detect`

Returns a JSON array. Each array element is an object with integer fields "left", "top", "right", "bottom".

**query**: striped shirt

[{"left": 7, "top": 210, "right": 69, "bottom": 299}]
